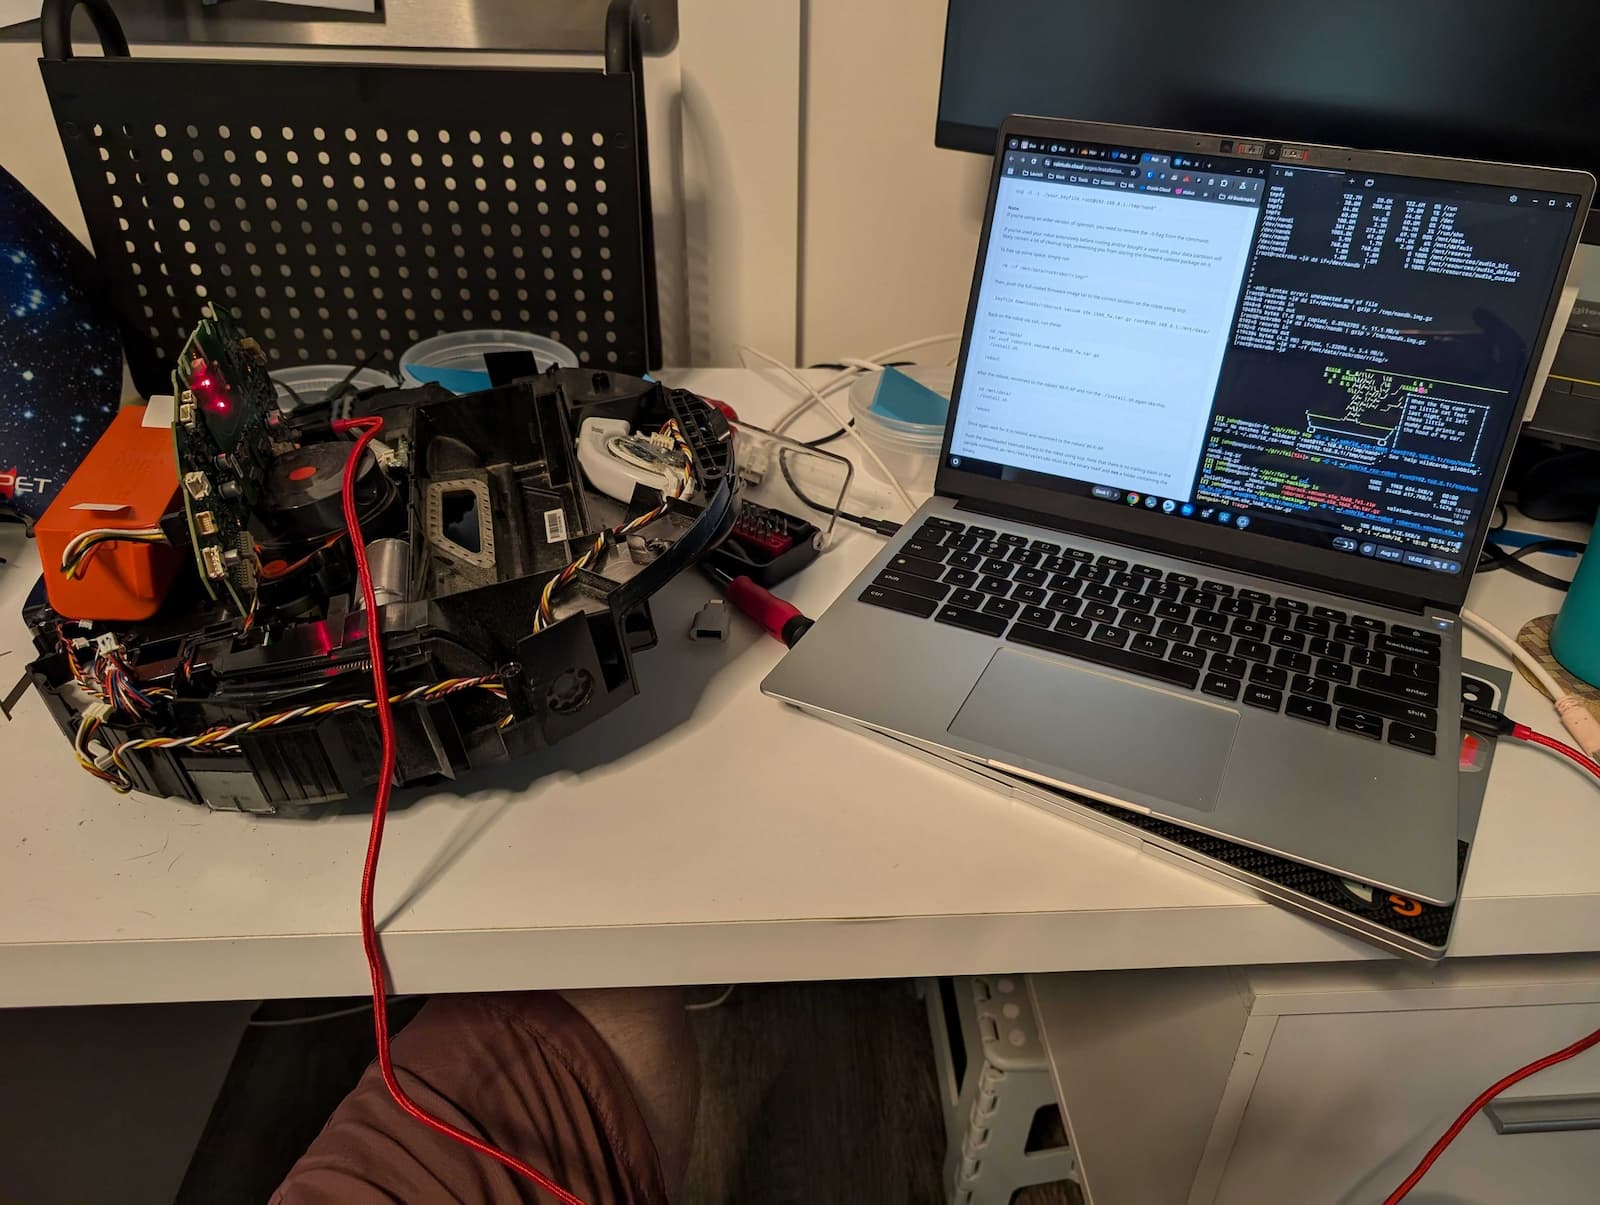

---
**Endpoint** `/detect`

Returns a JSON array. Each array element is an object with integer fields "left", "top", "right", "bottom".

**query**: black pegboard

[{"left": 39, "top": 1, "right": 660, "bottom": 398}]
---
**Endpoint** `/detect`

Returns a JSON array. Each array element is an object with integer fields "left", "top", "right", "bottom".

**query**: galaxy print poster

[{"left": 0, "top": 162, "right": 122, "bottom": 519}]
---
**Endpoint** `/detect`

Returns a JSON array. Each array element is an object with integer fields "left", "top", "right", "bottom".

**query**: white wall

[{"left": 798, "top": 0, "right": 987, "bottom": 365}]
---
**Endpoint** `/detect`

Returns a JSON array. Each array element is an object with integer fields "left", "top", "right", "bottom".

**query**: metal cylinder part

[{"left": 361, "top": 538, "right": 411, "bottom": 609}]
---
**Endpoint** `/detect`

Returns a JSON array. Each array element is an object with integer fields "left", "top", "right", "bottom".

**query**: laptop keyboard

[{"left": 860, "top": 516, "right": 1443, "bottom": 757}]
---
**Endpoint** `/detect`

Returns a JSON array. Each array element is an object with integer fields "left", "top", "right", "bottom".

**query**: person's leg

[
  {"left": 558, "top": 988, "right": 699, "bottom": 1196},
  {"left": 273, "top": 990, "right": 696, "bottom": 1205}
]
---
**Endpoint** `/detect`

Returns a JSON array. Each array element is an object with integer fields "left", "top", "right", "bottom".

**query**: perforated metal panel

[{"left": 41, "top": 55, "right": 659, "bottom": 396}]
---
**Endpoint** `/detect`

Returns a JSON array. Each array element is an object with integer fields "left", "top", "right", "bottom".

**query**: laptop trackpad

[{"left": 948, "top": 648, "right": 1238, "bottom": 813}]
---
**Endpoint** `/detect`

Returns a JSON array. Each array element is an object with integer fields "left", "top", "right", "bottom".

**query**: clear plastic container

[
  {"left": 399, "top": 330, "right": 579, "bottom": 393},
  {"left": 271, "top": 364, "right": 399, "bottom": 413},
  {"left": 846, "top": 365, "right": 952, "bottom": 496}
]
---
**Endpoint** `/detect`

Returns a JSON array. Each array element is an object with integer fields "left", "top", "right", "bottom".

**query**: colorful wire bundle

[
  {"left": 533, "top": 419, "right": 696, "bottom": 633},
  {"left": 58, "top": 525, "right": 167, "bottom": 580}
]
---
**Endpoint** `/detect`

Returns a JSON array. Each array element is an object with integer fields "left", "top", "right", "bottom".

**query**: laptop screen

[{"left": 946, "top": 135, "right": 1583, "bottom": 581}]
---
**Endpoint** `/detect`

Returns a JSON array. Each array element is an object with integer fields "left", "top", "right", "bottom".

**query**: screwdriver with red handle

[{"left": 701, "top": 563, "right": 815, "bottom": 647}]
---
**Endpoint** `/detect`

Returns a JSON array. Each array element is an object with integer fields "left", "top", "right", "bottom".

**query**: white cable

[
  {"left": 734, "top": 344, "right": 920, "bottom": 515},
  {"left": 1462, "top": 607, "right": 1600, "bottom": 757},
  {"left": 684, "top": 984, "right": 736, "bottom": 1012},
  {"left": 761, "top": 333, "right": 960, "bottom": 435}
]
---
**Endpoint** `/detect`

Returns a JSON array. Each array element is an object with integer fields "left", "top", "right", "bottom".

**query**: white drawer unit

[{"left": 1031, "top": 956, "right": 1600, "bottom": 1204}]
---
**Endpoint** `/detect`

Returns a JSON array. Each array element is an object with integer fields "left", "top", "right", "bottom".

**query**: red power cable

[
  {"left": 332, "top": 416, "right": 585, "bottom": 1205},
  {"left": 1512, "top": 723, "right": 1600, "bottom": 780},
  {"left": 1383, "top": 1024, "right": 1600, "bottom": 1203}
]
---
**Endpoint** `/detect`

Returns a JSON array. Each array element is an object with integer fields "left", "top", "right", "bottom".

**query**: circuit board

[{"left": 171, "top": 305, "right": 283, "bottom": 614}]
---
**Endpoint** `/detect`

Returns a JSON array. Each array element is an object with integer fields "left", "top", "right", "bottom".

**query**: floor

[{"left": 181, "top": 979, "right": 1082, "bottom": 1204}]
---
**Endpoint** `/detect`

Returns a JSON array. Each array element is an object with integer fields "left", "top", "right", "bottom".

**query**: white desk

[{"left": 2, "top": 368, "right": 1596, "bottom": 1008}]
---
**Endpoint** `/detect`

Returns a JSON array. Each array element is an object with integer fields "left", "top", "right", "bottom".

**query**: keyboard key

[
  {"left": 1107, "top": 571, "right": 1141, "bottom": 591},
  {"left": 1092, "top": 624, "right": 1130, "bottom": 648},
  {"left": 900, "top": 538, "right": 947, "bottom": 561},
  {"left": 921, "top": 516, "right": 964, "bottom": 532},
  {"left": 1084, "top": 583, "right": 1119, "bottom": 603},
  {"left": 976, "top": 540, "right": 1008, "bottom": 558},
  {"left": 1388, "top": 723, "right": 1437, "bottom": 756},
  {"left": 944, "top": 567, "right": 978, "bottom": 588},
  {"left": 1312, "top": 606, "right": 1347, "bottom": 622},
  {"left": 1290, "top": 674, "right": 1330, "bottom": 700},
  {"left": 1239, "top": 589, "right": 1271, "bottom": 604},
  {"left": 1048, "top": 574, "right": 1081, "bottom": 594},
  {"left": 1007, "top": 548, "right": 1042, "bottom": 569},
  {"left": 1315, "top": 658, "right": 1354, "bottom": 685},
  {"left": 1202, "top": 580, "right": 1235, "bottom": 596},
  {"left": 1350, "top": 648, "right": 1386, "bottom": 670},
  {"left": 1169, "top": 645, "right": 1207, "bottom": 669},
  {"left": 1061, "top": 547, "right": 1094, "bottom": 563},
  {"left": 1041, "top": 556, "right": 1073, "bottom": 574},
  {"left": 977, "top": 575, "right": 1011, "bottom": 596},
  {"left": 1155, "top": 601, "right": 1192, "bottom": 622},
  {"left": 1236, "top": 639, "right": 1272, "bottom": 663},
  {"left": 1131, "top": 634, "right": 1168, "bottom": 659},
  {"left": 1374, "top": 634, "right": 1440, "bottom": 664},
  {"left": 1030, "top": 539, "right": 1061, "bottom": 554},
  {"left": 948, "top": 552, "right": 982, "bottom": 571},
  {"left": 1231, "top": 619, "right": 1266, "bottom": 639},
  {"left": 1351, "top": 615, "right": 1386, "bottom": 632},
  {"left": 1122, "top": 612, "right": 1157, "bottom": 634},
  {"left": 1387, "top": 658, "right": 1438, "bottom": 685},
  {"left": 1196, "top": 631, "right": 1233, "bottom": 654},
  {"left": 1202, "top": 673, "right": 1241, "bottom": 701},
  {"left": 1008, "top": 622, "right": 1200, "bottom": 689},
  {"left": 1274, "top": 649, "right": 1312, "bottom": 673},
  {"left": 1096, "top": 554, "right": 1128, "bottom": 569},
  {"left": 1076, "top": 564, "right": 1110, "bottom": 583},
  {"left": 1249, "top": 663, "right": 1288, "bottom": 688},
  {"left": 1193, "top": 609, "right": 1228, "bottom": 632},
  {"left": 1390, "top": 624, "right": 1442, "bottom": 646},
  {"left": 1183, "top": 588, "right": 1219, "bottom": 609},
  {"left": 1277, "top": 598, "right": 1309, "bottom": 613},
  {"left": 1014, "top": 566, "right": 1049, "bottom": 587},
  {"left": 1333, "top": 624, "right": 1370, "bottom": 647},
  {"left": 1286, "top": 695, "right": 1332, "bottom": 726},
  {"left": 1331, "top": 686, "right": 1437, "bottom": 730},
  {"left": 1269, "top": 628, "right": 1306, "bottom": 650},
  {"left": 980, "top": 557, "right": 1012, "bottom": 577},
  {"left": 1308, "top": 638, "right": 1345, "bottom": 660},
  {"left": 951, "top": 588, "right": 985, "bottom": 610},
  {"left": 858, "top": 585, "right": 939, "bottom": 618},
  {"left": 889, "top": 553, "right": 946, "bottom": 581},
  {"left": 1048, "top": 593, "right": 1082, "bottom": 615},
  {"left": 936, "top": 605, "right": 1007, "bottom": 636},
  {"left": 1293, "top": 615, "right": 1330, "bottom": 637},
  {"left": 1355, "top": 670, "right": 1439, "bottom": 706},
  {"left": 1056, "top": 614, "right": 1092, "bottom": 638},
  {"left": 1084, "top": 602, "right": 1119, "bottom": 624},
  {"left": 1012, "top": 585, "right": 1048, "bottom": 606},
  {"left": 1167, "top": 572, "right": 1198, "bottom": 587},
  {"left": 873, "top": 570, "right": 950, "bottom": 601},
  {"left": 1132, "top": 564, "right": 1163, "bottom": 578},
  {"left": 1157, "top": 620, "right": 1194, "bottom": 643},
  {"left": 1146, "top": 580, "right": 1183, "bottom": 600},
  {"left": 965, "top": 525, "right": 996, "bottom": 540},
  {"left": 1336, "top": 709, "right": 1384, "bottom": 740},
  {"left": 1211, "top": 655, "right": 1248, "bottom": 679},
  {"left": 1119, "top": 592, "right": 1154, "bottom": 614},
  {"left": 1259, "top": 606, "right": 1292, "bottom": 627},
  {"left": 1243, "top": 684, "right": 1283, "bottom": 711},
  {"left": 1219, "top": 597, "right": 1254, "bottom": 616},
  {"left": 945, "top": 533, "right": 980, "bottom": 553},
  {"left": 999, "top": 533, "right": 1030, "bottom": 548},
  {"left": 983, "top": 596, "right": 1020, "bottom": 619}
]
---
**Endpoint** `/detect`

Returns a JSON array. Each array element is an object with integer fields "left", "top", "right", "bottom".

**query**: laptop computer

[{"left": 763, "top": 117, "right": 1593, "bottom": 906}]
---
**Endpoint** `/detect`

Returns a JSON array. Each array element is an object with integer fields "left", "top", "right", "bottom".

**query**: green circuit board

[{"left": 171, "top": 305, "right": 282, "bottom": 615}]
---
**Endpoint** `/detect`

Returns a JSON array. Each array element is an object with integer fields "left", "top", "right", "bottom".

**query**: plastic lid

[
  {"left": 399, "top": 329, "right": 579, "bottom": 393},
  {"left": 271, "top": 364, "right": 399, "bottom": 412}
]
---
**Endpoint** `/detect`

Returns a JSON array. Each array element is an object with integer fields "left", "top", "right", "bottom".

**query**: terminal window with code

[{"left": 947, "top": 143, "right": 1578, "bottom": 576}]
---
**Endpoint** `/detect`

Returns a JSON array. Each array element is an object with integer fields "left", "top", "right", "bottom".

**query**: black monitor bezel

[{"left": 934, "top": 115, "right": 1594, "bottom": 613}]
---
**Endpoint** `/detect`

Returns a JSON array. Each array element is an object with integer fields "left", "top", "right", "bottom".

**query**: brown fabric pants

[{"left": 273, "top": 990, "right": 695, "bottom": 1205}]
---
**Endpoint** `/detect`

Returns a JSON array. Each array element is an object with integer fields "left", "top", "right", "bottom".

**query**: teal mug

[{"left": 1551, "top": 509, "right": 1600, "bottom": 688}]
